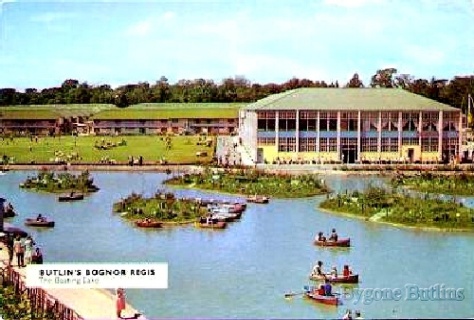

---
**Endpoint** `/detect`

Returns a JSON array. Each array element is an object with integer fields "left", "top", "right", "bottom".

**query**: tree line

[{"left": 0, "top": 69, "right": 473, "bottom": 111}]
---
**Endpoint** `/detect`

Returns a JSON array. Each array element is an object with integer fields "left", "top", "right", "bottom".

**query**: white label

[{"left": 25, "top": 263, "right": 168, "bottom": 289}]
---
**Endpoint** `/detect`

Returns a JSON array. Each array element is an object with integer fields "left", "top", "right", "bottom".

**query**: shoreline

[
  {"left": 4, "top": 163, "right": 474, "bottom": 176},
  {"left": 318, "top": 207, "right": 474, "bottom": 233}
]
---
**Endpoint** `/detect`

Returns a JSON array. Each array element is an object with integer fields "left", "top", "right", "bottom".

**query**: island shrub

[
  {"left": 19, "top": 169, "right": 99, "bottom": 193},
  {"left": 164, "top": 168, "right": 330, "bottom": 198},
  {"left": 320, "top": 184, "right": 474, "bottom": 230}
]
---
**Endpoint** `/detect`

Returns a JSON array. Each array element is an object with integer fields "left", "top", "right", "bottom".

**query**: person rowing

[
  {"left": 317, "top": 232, "right": 326, "bottom": 242},
  {"left": 311, "top": 261, "right": 327, "bottom": 280},
  {"left": 343, "top": 265, "right": 352, "bottom": 277},
  {"left": 36, "top": 214, "right": 44, "bottom": 222},
  {"left": 328, "top": 228, "right": 338, "bottom": 242}
]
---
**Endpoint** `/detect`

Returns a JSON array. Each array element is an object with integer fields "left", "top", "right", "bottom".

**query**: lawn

[{"left": 0, "top": 135, "right": 215, "bottom": 164}]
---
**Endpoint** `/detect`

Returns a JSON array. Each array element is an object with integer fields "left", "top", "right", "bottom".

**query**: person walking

[
  {"left": 116, "top": 288, "right": 126, "bottom": 318},
  {"left": 13, "top": 235, "right": 25, "bottom": 268},
  {"left": 24, "top": 236, "right": 35, "bottom": 265}
]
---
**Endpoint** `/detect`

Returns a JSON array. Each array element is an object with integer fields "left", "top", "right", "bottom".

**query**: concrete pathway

[{"left": 0, "top": 243, "right": 146, "bottom": 320}]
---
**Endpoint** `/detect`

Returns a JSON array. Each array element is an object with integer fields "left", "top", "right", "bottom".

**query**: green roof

[
  {"left": 0, "top": 104, "right": 115, "bottom": 119},
  {"left": 92, "top": 103, "right": 243, "bottom": 120},
  {"left": 243, "top": 88, "right": 459, "bottom": 112}
]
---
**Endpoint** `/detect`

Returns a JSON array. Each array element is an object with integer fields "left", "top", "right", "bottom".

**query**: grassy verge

[
  {"left": 164, "top": 168, "right": 330, "bottom": 198},
  {"left": 19, "top": 170, "right": 99, "bottom": 193},
  {"left": 392, "top": 172, "right": 474, "bottom": 196},
  {"left": 319, "top": 185, "right": 474, "bottom": 231},
  {"left": 113, "top": 192, "right": 207, "bottom": 223}
]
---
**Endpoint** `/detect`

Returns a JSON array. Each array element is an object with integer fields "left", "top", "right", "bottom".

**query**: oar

[{"left": 284, "top": 291, "right": 306, "bottom": 298}]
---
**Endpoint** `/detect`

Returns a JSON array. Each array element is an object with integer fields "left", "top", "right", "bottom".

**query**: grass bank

[
  {"left": 113, "top": 191, "right": 207, "bottom": 224},
  {"left": 319, "top": 185, "right": 474, "bottom": 231},
  {"left": 164, "top": 168, "right": 330, "bottom": 198},
  {"left": 392, "top": 172, "right": 474, "bottom": 196}
]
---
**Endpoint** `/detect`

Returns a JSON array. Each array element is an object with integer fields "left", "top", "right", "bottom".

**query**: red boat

[
  {"left": 309, "top": 274, "right": 359, "bottom": 284},
  {"left": 135, "top": 220, "right": 162, "bottom": 228},
  {"left": 24, "top": 218, "right": 55, "bottom": 228},
  {"left": 314, "top": 238, "right": 350, "bottom": 247},
  {"left": 246, "top": 195, "right": 269, "bottom": 204},
  {"left": 195, "top": 221, "right": 227, "bottom": 229},
  {"left": 304, "top": 291, "right": 339, "bottom": 306}
]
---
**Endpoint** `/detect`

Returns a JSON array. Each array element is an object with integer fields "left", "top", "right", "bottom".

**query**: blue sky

[{"left": 0, "top": 0, "right": 472, "bottom": 90}]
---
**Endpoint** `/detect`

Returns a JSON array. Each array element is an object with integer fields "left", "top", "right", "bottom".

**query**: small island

[
  {"left": 319, "top": 185, "right": 474, "bottom": 231},
  {"left": 392, "top": 172, "right": 474, "bottom": 196},
  {"left": 164, "top": 168, "right": 330, "bottom": 198},
  {"left": 19, "top": 170, "right": 99, "bottom": 194},
  {"left": 113, "top": 191, "right": 208, "bottom": 225}
]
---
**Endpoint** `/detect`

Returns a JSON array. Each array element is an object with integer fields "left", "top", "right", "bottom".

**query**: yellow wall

[
  {"left": 360, "top": 152, "right": 402, "bottom": 162},
  {"left": 420, "top": 152, "right": 440, "bottom": 162},
  {"left": 259, "top": 145, "right": 278, "bottom": 163}
]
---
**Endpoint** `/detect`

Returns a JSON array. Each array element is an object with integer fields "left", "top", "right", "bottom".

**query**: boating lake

[{"left": 1, "top": 171, "right": 473, "bottom": 319}]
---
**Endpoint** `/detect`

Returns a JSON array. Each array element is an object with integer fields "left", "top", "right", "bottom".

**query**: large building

[{"left": 239, "top": 88, "right": 463, "bottom": 164}]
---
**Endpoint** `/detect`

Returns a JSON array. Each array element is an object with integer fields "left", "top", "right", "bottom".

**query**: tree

[
  {"left": 370, "top": 68, "right": 397, "bottom": 88},
  {"left": 346, "top": 73, "right": 364, "bottom": 88}
]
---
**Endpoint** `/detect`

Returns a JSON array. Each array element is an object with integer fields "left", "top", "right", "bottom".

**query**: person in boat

[
  {"left": 354, "top": 310, "right": 363, "bottom": 319},
  {"left": 317, "top": 232, "right": 325, "bottom": 241},
  {"left": 70, "top": 191, "right": 74, "bottom": 197},
  {"left": 317, "top": 284, "right": 325, "bottom": 296},
  {"left": 329, "top": 228, "right": 338, "bottom": 241},
  {"left": 144, "top": 218, "right": 151, "bottom": 224},
  {"left": 343, "top": 265, "right": 352, "bottom": 277},
  {"left": 206, "top": 214, "right": 213, "bottom": 225},
  {"left": 323, "top": 279, "right": 333, "bottom": 296},
  {"left": 311, "top": 261, "right": 325, "bottom": 277},
  {"left": 330, "top": 266, "right": 338, "bottom": 280},
  {"left": 36, "top": 214, "right": 44, "bottom": 222}
]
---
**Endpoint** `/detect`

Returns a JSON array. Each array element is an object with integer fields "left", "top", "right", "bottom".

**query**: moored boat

[
  {"left": 195, "top": 221, "right": 227, "bottom": 229},
  {"left": 304, "top": 289, "right": 339, "bottom": 306},
  {"left": 24, "top": 218, "right": 55, "bottom": 228},
  {"left": 309, "top": 273, "right": 359, "bottom": 284},
  {"left": 135, "top": 220, "right": 162, "bottom": 228},
  {"left": 58, "top": 192, "right": 84, "bottom": 202},
  {"left": 314, "top": 238, "right": 350, "bottom": 247},
  {"left": 247, "top": 195, "right": 270, "bottom": 204}
]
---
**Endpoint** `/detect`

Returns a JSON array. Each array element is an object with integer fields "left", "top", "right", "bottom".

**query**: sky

[{"left": 0, "top": 0, "right": 473, "bottom": 90}]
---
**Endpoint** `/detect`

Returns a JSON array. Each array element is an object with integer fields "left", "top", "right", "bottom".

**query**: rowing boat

[
  {"left": 309, "top": 273, "right": 359, "bottom": 284},
  {"left": 314, "top": 238, "right": 350, "bottom": 247}
]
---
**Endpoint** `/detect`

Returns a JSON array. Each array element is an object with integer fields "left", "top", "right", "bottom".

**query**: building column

[
  {"left": 357, "top": 111, "right": 361, "bottom": 163},
  {"left": 337, "top": 111, "right": 341, "bottom": 161},
  {"left": 419, "top": 111, "right": 423, "bottom": 162},
  {"left": 398, "top": 111, "right": 402, "bottom": 160},
  {"left": 275, "top": 111, "right": 279, "bottom": 155},
  {"left": 438, "top": 111, "right": 443, "bottom": 161},
  {"left": 316, "top": 111, "right": 320, "bottom": 153},
  {"left": 295, "top": 110, "right": 300, "bottom": 157},
  {"left": 377, "top": 111, "right": 382, "bottom": 155}
]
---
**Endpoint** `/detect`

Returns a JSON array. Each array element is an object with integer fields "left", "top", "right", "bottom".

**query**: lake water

[{"left": 1, "top": 171, "right": 473, "bottom": 319}]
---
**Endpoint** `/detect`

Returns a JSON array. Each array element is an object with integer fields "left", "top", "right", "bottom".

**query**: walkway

[
  {"left": 216, "top": 136, "right": 255, "bottom": 166},
  {"left": 0, "top": 242, "right": 146, "bottom": 320}
]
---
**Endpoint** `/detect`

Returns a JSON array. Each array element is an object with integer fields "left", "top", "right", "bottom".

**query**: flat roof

[{"left": 242, "top": 88, "right": 459, "bottom": 112}]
